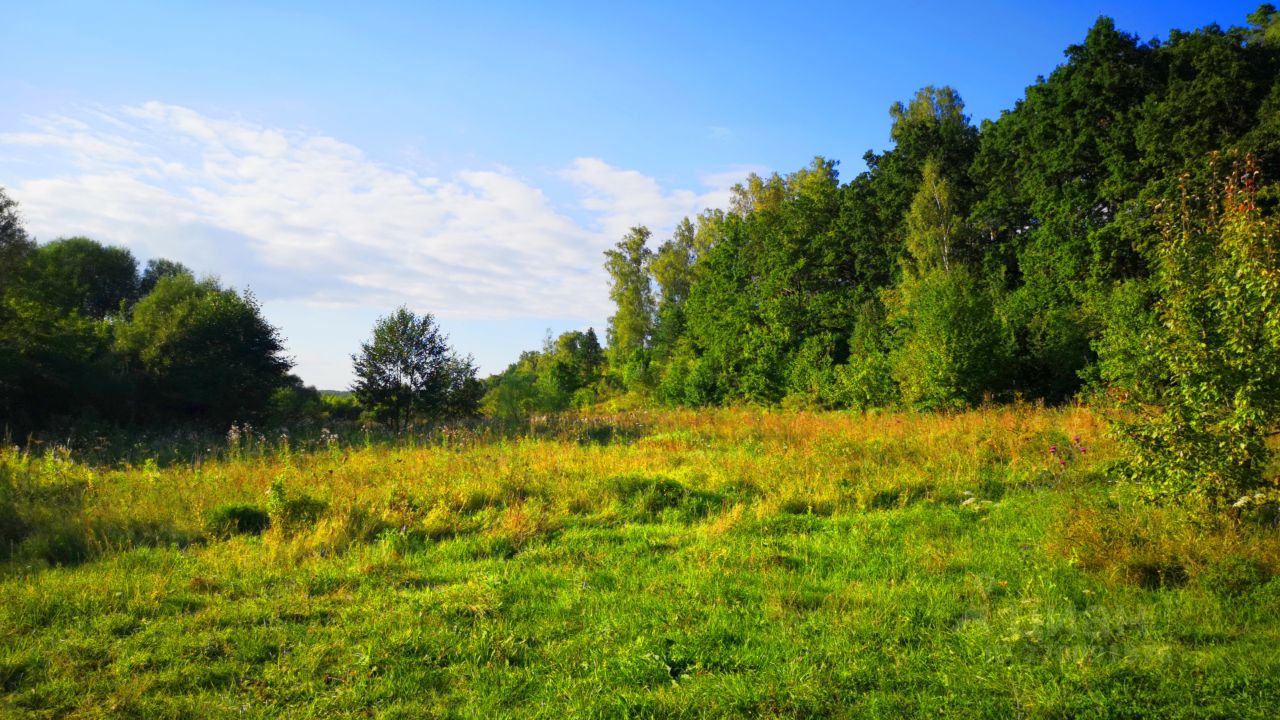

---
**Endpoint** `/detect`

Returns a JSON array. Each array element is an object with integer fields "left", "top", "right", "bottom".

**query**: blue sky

[{"left": 0, "top": 0, "right": 1262, "bottom": 389}]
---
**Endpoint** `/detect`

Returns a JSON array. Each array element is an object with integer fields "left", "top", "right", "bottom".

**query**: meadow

[{"left": 2, "top": 406, "right": 1279, "bottom": 718}]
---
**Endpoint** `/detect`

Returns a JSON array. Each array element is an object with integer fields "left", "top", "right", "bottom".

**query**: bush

[
  {"left": 1100, "top": 158, "right": 1280, "bottom": 510},
  {"left": 205, "top": 503, "right": 270, "bottom": 538},
  {"left": 1199, "top": 555, "right": 1273, "bottom": 598},
  {"left": 265, "top": 479, "right": 328, "bottom": 533}
]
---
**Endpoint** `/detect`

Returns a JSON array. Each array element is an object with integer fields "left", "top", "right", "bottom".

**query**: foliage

[
  {"left": 1102, "top": 158, "right": 1280, "bottom": 508},
  {"left": 826, "top": 300, "right": 896, "bottom": 410},
  {"left": 887, "top": 266, "right": 1010, "bottom": 409},
  {"left": 570, "top": 7, "right": 1280, "bottom": 444},
  {"left": 648, "top": 218, "right": 697, "bottom": 362},
  {"left": 482, "top": 329, "right": 605, "bottom": 419},
  {"left": 0, "top": 291, "right": 113, "bottom": 428},
  {"left": 603, "top": 226, "right": 656, "bottom": 381},
  {"left": 0, "top": 191, "right": 292, "bottom": 434},
  {"left": 5, "top": 8, "right": 1280, "bottom": 527},
  {"left": 351, "top": 307, "right": 479, "bottom": 430},
  {"left": 25, "top": 238, "right": 140, "bottom": 320},
  {"left": 137, "top": 257, "right": 192, "bottom": 297},
  {"left": 114, "top": 274, "right": 293, "bottom": 426},
  {"left": 0, "top": 187, "right": 34, "bottom": 298}
]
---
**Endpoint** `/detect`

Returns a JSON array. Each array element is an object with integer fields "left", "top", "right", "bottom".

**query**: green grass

[{"left": 2, "top": 407, "right": 1278, "bottom": 718}]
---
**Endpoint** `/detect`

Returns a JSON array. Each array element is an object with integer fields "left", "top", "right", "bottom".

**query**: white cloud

[
  {"left": 560, "top": 157, "right": 734, "bottom": 243},
  {"left": 0, "top": 103, "right": 746, "bottom": 325},
  {"left": 0, "top": 103, "right": 758, "bottom": 386}
]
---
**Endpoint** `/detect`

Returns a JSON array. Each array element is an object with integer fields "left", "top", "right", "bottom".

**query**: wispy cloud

[
  {"left": 560, "top": 158, "right": 733, "bottom": 243},
  {"left": 0, "top": 103, "right": 744, "bottom": 322}
]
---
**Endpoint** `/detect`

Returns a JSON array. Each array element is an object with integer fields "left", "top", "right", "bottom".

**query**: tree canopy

[
  {"left": 0, "top": 204, "right": 294, "bottom": 433},
  {"left": 351, "top": 307, "right": 480, "bottom": 430},
  {"left": 557, "top": 7, "right": 1280, "bottom": 511}
]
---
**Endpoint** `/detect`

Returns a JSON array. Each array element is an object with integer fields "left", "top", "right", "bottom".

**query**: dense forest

[
  {"left": 503, "top": 9, "right": 1280, "bottom": 414},
  {"left": 484, "top": 8, "right": 1280, "bottom": 510},
  {"left": 492, "top": 10, "right": 1280, "bottom": 413},
  {"left": 3, "top": 9, "right": 1279, "bottom": 508}
]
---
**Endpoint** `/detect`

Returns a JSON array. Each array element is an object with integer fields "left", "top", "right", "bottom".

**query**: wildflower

[
  {"left": 1058, "top": 459, "right": 1067, "bottom": 467},
  {"left": 1050, "top": 444, "right": 1058, "bottom": 455}
]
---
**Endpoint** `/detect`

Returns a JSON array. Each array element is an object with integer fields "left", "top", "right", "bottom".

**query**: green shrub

[
  {"left": 1199, "top": 555, "right": 1273, "bottom": 598},
  {"left": 265, "top": 479, "right": 328, "bottom": 532},
  {"left": 205, "top": 503, "right": 270, "bottom": 537},
  {"left": 1100, "top": 158, "right": 1280, "bottom": 510}
]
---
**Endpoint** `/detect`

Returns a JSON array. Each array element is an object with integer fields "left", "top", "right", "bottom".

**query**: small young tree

[
  {"left": 1103, "top": 157, "right": 1280, "bottom": 511},
  {"left": 351, "top": 307, "right": 477, "bottom": 430}
]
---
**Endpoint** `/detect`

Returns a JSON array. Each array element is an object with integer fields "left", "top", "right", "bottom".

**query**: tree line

[
  {"left": 0, "top": 213, "right": 298, "bottom": 432},
  {"left": 0, "top": 201, "right": 481, "bottom": 436},
  {"left": 594, "top": 12, "right": 1279, "bottom": 410},
  {"left": 500, "top": 9, "right": 1280, "bottom": 410},
  {"left": 492, "top": 8, "right": 1280, "bottom": 511}
]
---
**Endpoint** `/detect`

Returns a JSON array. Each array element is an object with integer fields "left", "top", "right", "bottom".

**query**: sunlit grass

[{"left": 2, "top": 405, "right": 1277, "bottom": 717}]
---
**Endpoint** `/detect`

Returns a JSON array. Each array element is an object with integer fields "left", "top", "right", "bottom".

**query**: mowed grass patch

[{"left": 2, "top": 406, "right": 1279, "bottom": 718}]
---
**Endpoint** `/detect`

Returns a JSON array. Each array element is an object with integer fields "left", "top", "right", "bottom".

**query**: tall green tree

[
  {"left": 604, "top": 226, "right": 656, "bottom": 387},
  {"left": 1248, "top": 3, "right": 1280, "bottom": 44},
  {"left": 888, "top": 155, "right": 1008, "bottom": 409},
  {"left": 0, "top": 187, "right": 35, "bottom": 422},
  {"left": 865, "top": 85, "right": 980, "bottom": 271},
  {"left": 649, "top": 218, "right": 697, "bottom": 362},
  {"left": 115, "top": 274, "right": 292, "bottom": 426},
  {"left": 0, "top": 196, "right": 119, "bottom": 430},
  {"left": 0, "top": 188, "right": 34, "bottom": 298},
  {"left": 904, "top": 158, "right": 964, "bottom": 273},
  {"left": 351, "top": 307, "right": 477, "bottom": 430}
]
